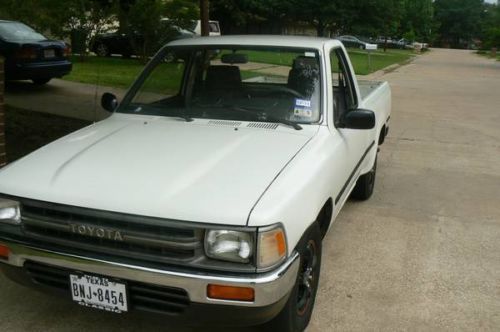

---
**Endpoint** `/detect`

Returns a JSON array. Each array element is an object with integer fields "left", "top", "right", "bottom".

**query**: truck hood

[{"left": 0, "top": 114, "right": 317, "bottom": 226}]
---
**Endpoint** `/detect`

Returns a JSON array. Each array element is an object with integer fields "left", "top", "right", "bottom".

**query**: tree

[
  {"left": 289, "top": 0, "right": 339, "bottom": 36},
  {"left": 434, "top": 0, "right": 485, "bottom": 48},
  {"left": 128, "top": 0, "right": 164, "bottom": 58},
  {"left": 0, "top": 0, "right": 116, "bottom": 56},
  {"left": 200, "top": 0, "right": 209, "bottom": 36},
  {"left": 400, "top": 0, "right": 434, "bottom": 42},
  {"left": 481, "top": 3, "right": 500, "bottom": 49}
]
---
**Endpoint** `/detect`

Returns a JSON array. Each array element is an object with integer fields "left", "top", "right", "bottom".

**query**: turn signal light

[
  {"left": 0, "top": 244, "right": 9, "bottom": 260},
  {"left": 15, "top": 48, "right": 37, "bottom": 60},
  {"left": 207, "top": 284, "right": 255, "bottom": 302},
  {"left": 63, "top": 45, "right": 72, "bottom": 57}
]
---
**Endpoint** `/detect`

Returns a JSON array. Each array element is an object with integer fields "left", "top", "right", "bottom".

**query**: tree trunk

[
  {"left": 316, "top": 19, "right": 325, "bottom": 37},
  {"left": 0, "top": 57, "right": 6, "bottom": 167},
  {"left": 200, "top": 0, "right": 210, "bottom": 36}
]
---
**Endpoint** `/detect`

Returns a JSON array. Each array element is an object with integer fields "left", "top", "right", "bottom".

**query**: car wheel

[
  {"left": 265, "top": 223, "right": 322, "bottom": 332},
  {"left": 95, "top": 43, "right": 110, "bottom": 57},
  {"left": 32, "top": 78, "right": 51, "bottom": 85},
  {"left": 351, "top": 154, "right": 377, "bottom": 200}
]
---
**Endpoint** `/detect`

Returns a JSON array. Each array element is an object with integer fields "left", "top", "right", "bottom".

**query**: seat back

[
  {"left": 288, "top": 56, "right": 319, "bottom": 98},
  {"left": 205, "top": 65, "right": 242, "bottom": 91}
]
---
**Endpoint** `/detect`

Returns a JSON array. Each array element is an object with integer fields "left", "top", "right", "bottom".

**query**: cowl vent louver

[
  {"left": 246, "top": 122, "right": 279, "bottom": 130},
  {"left": 207, "top": 120, "right": 242, "bottom": 127}
]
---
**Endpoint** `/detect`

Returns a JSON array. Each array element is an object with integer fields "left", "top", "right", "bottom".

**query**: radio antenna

[{"left": 93, "top": 52, "right": 101, "bottom": 124}]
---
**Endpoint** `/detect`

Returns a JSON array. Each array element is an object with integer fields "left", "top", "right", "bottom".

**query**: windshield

[
  {"left": 0, "top": 22, "right": 46, "bottom": 42},
  {"left": 119, "top": 45, "right": 322, "bottom": 124}
]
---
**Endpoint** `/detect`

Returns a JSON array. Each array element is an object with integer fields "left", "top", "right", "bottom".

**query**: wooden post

[
  {"left": 200, "top": 0, "right": 210, "bottom": 37},
  {"left": 0, "top": 57, "right": 6, "bottom": 167},
  {"left": 492, "top": 47, "right": 498, "bottom": 58}
]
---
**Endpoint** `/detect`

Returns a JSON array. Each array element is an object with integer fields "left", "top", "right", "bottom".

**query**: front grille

[
  {"left": 21, "top": 201, "right": 205, "bottom": 267},
  {"left": 25, "top": 261, "right": 190, "bottom": 315}
]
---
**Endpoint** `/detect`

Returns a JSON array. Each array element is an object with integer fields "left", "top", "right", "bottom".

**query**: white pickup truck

[{"left": 0, "top": 36, "right": 390, "bottom": 331}]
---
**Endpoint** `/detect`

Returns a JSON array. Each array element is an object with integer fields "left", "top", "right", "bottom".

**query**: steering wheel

[{"left": 267, "top": 86, "right": 304, "bottom": 99}]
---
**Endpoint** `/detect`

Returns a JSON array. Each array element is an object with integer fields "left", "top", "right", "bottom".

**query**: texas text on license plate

[{"left": 70, "top": 274, "right": 128, "bottom": 313}]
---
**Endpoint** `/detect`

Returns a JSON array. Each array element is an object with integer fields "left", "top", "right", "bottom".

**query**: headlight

[
  {"left": 257, "top": 226, "right": 287, "bottom": 269},
  {"left": 205, "top": 230, "right": 254, "bottom": 263},
  {"left": 0, "top": 199, "right": 21, "bottom": 225},
  {"left": 204, "top": 225, "right": 288, "bottom": 269}
]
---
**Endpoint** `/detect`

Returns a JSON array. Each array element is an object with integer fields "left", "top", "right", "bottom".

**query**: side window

[{"left": 330, "top": 49, "right": 358, "bottom": 124}]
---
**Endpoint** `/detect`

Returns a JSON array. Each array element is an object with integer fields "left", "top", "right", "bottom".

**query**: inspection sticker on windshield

[
  {"left": 295, "top": 99, "right": 311, "bottom": 108},
  {"left": 294, "top": 108, "right": 313, "bottom": 118},
  {"left": 294, "top": 99, "right": 313, "bottom": 118}
]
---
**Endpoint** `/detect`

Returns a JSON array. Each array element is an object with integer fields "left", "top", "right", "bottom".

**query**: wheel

[
  {"left": 266, "top": 223, "right": 322, "bottom": 332},
  {"left": 351, "top": 154, "right": 377, "bottom": 200},
  {"left": 32, "top": 78, "right": 51, "bottom": 85},
  {"left": 95, "top": 43, "right": 110, "bottom": 57}
]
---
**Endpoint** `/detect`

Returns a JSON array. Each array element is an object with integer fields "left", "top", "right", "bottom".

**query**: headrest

[
  {"left": 292, "top": 56, "right": 319, "bottom": 70},
  {"left": 205, "top": 65, "right": 242, "bottom": 89}
]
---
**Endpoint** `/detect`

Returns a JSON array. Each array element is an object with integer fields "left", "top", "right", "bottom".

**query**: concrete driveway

[{"left": 1, "top": 49, "right": 500, "bottom": 331}]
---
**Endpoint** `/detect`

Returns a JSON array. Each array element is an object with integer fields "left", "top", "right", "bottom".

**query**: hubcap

[{"left": 297, "top": 240, "right": 317, "bottom": 315}]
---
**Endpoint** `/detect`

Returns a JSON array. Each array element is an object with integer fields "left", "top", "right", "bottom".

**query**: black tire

[
  {"left": 32, "top": 78, "right": 51, "bottom": 85},
  {"left": 95, "top": 43, "right": 110, "bottom": 57},
  {"left": 351, "top": 154, "right": 377, "bottom": 200},
  {"left": 266, "top": 223, "right": 322, "bottom": 332}
]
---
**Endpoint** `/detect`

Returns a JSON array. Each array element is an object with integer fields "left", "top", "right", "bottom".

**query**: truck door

[{"left": 329, "top": 47, "right": 373, "bottom": 213}]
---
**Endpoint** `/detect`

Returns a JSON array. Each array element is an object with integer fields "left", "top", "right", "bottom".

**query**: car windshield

[
  {"left": 119, "top": 45, "right": 322, "bottom": 124},
  {"left": 0, "top": 22, "right": 46, "bottom": 42}
]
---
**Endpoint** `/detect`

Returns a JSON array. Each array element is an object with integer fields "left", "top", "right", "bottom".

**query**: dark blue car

[{"left": 0, "top": 20, "right": 72, "bottom": 85}]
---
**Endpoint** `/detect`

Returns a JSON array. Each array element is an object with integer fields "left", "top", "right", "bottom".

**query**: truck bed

[{"left": 358, "top": 80, "right": 385, "bottom": 101}]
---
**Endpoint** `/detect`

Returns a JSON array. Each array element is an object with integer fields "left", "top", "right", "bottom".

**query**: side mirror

[
  {"left": 341, "top": 109, "right": 375, "bottom": 130},
  {"left": 101, "top": 92, "right": 118, "bottom": 112}
]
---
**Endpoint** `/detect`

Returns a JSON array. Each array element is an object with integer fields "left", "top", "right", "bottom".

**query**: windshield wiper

[
  {"left": 177, "top": 112, "right": 194, "bottom": 122},
  {"left": 264, "top": 113, "right": 303, "bottom": 131},
  {"left": 229, "top": 106, "right": 303, "bottom": 131},
  {"left": 131, "top": 106, "right": 193, "bottom": 122}
]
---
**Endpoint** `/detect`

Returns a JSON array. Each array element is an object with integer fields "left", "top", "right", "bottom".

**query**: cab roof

[{"left": 169, "top": 34, "right": 342, "bottom": 50}]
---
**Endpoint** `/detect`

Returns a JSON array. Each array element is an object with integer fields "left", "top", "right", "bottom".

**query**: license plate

[
  {"left": 70, "top": 274, "right": 128, "bottom": 313},
  {"left": 44, "top": 49, "right": 55, "bottom": 58}
]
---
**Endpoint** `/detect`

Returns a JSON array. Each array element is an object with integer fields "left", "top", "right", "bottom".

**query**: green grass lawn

[
  {"left": 346, "top": 48, "right": 415, "bottom": 75},
  {"left": 244, "top": 49, "right": 415, "bottom": 75},
  {"left": 64, "top": 56, "right": 145, "bottom": 89},
  {"left": 63, "top": 48, "right": 415, "bottom": 89},
  {"left": 476, "top": 50, "right": 500, "bottom": 61}
]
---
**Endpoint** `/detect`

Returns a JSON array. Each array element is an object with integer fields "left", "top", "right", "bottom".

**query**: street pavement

[{"left": 1, "top": 49, "right": 500, "bottom": 331}]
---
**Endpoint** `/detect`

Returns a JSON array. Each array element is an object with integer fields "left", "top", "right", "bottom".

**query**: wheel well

[
  {"left": 378, "top": 125, "right": 386, "bottom": 145},
  {"left": 317, "top": 198, "right": 333, "bottom": 239}
]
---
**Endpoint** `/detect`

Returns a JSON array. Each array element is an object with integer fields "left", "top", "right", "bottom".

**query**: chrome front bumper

[{"left": 0, "top": 240, "right": 299, "bottom": 307}]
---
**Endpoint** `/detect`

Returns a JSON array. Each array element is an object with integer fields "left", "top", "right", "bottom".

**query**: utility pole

[
  {"left": 0, "top": 57, "right": 6, "bottom": 167},
  {"left": 200, "top": 0, "right": 209, "bottom": 36}
]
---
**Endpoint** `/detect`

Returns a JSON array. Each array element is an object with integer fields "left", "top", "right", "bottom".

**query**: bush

[{"left": 483, "top": 27, "right": 500, "bottom": 49}]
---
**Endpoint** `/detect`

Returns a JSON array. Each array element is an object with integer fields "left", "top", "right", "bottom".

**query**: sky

[{"left": 484, "top": 0, "right": 497, "bottom": 4}]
